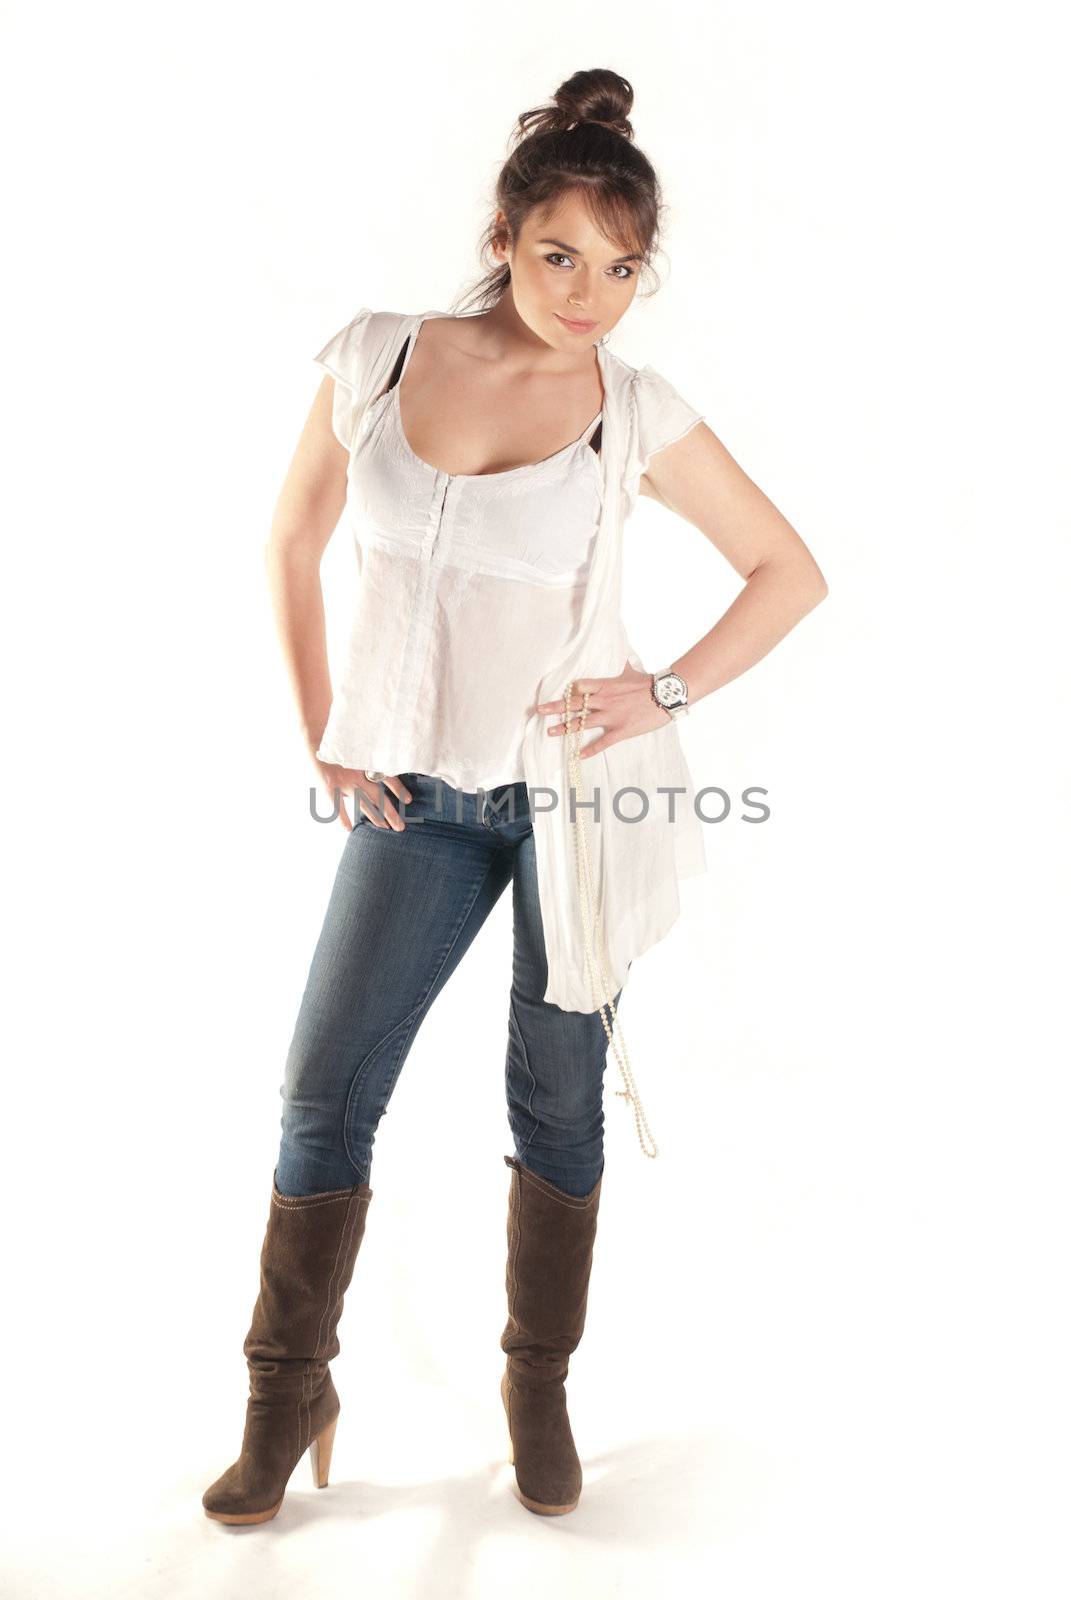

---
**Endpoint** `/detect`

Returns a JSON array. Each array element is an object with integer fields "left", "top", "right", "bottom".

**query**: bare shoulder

[{"left": 423, "top": 311, "right": 488, "bottom": 352}]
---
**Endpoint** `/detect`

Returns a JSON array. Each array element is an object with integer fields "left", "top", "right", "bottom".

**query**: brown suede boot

[
  {"left": 499, "top": 1153, "right": 603, "bottom": 1516},
  {"left": 202, "top": 1170, "right": 374, "bottom": 1524}
]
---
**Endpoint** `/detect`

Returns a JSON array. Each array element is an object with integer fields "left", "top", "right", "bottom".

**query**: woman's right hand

[{"left": 313, "top": 760, "right": 413, "bottom": 832}]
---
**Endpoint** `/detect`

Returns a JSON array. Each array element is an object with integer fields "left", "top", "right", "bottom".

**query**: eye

[{"left": 543, "top": 253, "right": 635, "bottom": 280}]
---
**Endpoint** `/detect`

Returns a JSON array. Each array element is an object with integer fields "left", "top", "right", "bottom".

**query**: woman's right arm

[{"left": 263, "top": 376, "right": 410, "bottom": 832}]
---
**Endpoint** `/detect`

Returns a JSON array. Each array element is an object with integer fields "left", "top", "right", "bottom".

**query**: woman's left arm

[{"left": 537, "top": 421, "right": 829, "bottom": 756}]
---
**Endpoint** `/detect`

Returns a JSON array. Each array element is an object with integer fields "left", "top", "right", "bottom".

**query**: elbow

[
  {"left": 756, "top": 557, "right": 829, "bottom": 608},
  {"left": 805, "top": 554, "right": 829, "bottom": 605},
  {"left": 791, "top": 565, "right": 828, "bottom": 622}
]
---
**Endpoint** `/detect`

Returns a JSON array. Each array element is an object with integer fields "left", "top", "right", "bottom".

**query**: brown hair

[{"left": 453, "top": 69, "right": 665, "bottom": 315}]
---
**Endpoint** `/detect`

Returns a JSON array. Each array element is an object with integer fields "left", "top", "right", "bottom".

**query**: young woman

[{"left": 203, "top": 68, "right": 828, "bottom": 1526}]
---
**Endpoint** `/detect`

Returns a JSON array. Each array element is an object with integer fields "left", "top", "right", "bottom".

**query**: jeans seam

[
  {"left": 508, "top": 992, "right": 540, "bottom": 1162},
  {"left": 341, "top": 851, "right": 504, "bottom": 1174},
  {"left": 342, "top": 1008, "right": 423, "bottom": 1174}
]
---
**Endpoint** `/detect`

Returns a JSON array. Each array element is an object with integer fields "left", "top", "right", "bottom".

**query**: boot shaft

[
  {"left": 500, "top": 1155, "right": 602, "bottom": 1378},
  {"left": 244, "top": 1176, "right": 373, "bottom": 1384}
]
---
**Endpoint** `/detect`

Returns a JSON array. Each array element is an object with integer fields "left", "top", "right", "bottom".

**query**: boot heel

[{"left": 310, "top": 1412, "right": 339, "bottom": 1488}]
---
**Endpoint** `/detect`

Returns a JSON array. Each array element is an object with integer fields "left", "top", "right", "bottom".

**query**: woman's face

[{"left": 495, "top": 190, "right": 642, "bottom": 349}]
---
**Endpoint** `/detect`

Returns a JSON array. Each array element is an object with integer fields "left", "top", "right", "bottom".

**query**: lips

[{"left": 556, "top": 312, "right": 597, "bottom": 333}]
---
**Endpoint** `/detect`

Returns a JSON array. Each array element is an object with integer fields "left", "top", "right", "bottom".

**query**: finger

[
  {"left": 385, "top": 775, "right": 413, "bottom": 804},
  {"left": 564, "top": 691, "right": 605, "bottom": 716},
  {"left": 353, "top": 773, "right": 393, "bottom": 829},
  {"left": 357, "top": 787, "right": 387, "bottom": 827},
  {"left": 537, "top": 695, "right": 602, "bottom": 717},
  {"left": 536, "top": 681, "right": 600, "bottom": 712},
  {"left": 552, "top": 710, "right": 609, "bottom": 732},
  {"left": 363, "top": 782, "right": 405, "bottom": 831}
]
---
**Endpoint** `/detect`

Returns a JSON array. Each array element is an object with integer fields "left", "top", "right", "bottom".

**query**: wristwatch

[{"left": 650, "top": 665, "right": 689, "bottom": 720}]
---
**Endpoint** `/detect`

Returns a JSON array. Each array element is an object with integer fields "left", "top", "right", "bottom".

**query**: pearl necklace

[{"left": 563, "top": 681, "right": 658, "bottom": 1159}]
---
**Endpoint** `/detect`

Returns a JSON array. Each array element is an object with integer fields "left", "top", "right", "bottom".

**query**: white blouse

[
  {"left": 314, "top": 312, "right": 606, "bottom": 791},
  {"left": 310, "top": 306, "right": 709, "bottom": 1018}
]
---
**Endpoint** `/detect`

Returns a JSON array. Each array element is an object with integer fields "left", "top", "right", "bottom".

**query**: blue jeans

[{"left": 273, "top": 772, "right": 624, "bottom": 1200}]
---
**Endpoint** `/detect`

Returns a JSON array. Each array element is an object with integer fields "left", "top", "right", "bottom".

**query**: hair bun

[
  {"left": 555, "top": 68, "right": 634, "bottom": 139},
  {"left": 516, "top": 68, "right": 635, "bottom": 143}
]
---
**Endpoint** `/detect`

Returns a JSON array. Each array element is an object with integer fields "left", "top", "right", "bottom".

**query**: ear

[{"left": 491, "top": 211, "right": 511, "bottom": 261}]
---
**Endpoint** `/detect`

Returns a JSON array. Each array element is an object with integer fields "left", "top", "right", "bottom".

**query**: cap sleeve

[
  {"left": 313, "top": 306, "right": 375, "bottom": 452},
  {"left": 631, "top": 363, "right": 704, "bottom": 478}
]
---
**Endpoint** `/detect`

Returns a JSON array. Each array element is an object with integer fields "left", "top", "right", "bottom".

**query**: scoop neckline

[{"left": 391, "top": 312, "right": 604, "bottom": 482}]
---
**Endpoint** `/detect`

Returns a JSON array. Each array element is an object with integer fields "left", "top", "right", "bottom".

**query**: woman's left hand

[{"left": 535, "top": 662, "right": 671, "bottom": 760}]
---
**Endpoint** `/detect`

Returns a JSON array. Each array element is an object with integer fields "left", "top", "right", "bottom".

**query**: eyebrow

[{"left": 537, "top": 236, "right": 643, "bottom": 265}]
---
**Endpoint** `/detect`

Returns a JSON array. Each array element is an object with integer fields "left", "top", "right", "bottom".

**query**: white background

[{"left": 3, "top": 1, "right": 1068, "bottom": 1596}]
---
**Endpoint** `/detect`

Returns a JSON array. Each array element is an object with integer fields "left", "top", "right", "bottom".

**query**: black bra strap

[
  {"left": 589, "top": 419, "right": 602, "bottom": 456},
  {"left": 385, "top": 336, "right": 410, "bottom": 393}
]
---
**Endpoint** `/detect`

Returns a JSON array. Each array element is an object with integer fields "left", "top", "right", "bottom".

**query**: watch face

[{"left": 655, "top": 673, "right": 687, "bottom": 707}]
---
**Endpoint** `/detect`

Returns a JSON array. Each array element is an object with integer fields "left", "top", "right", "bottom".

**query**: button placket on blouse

[{"left": 390, "top": 469, "right": 456, "bottom": 747}]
